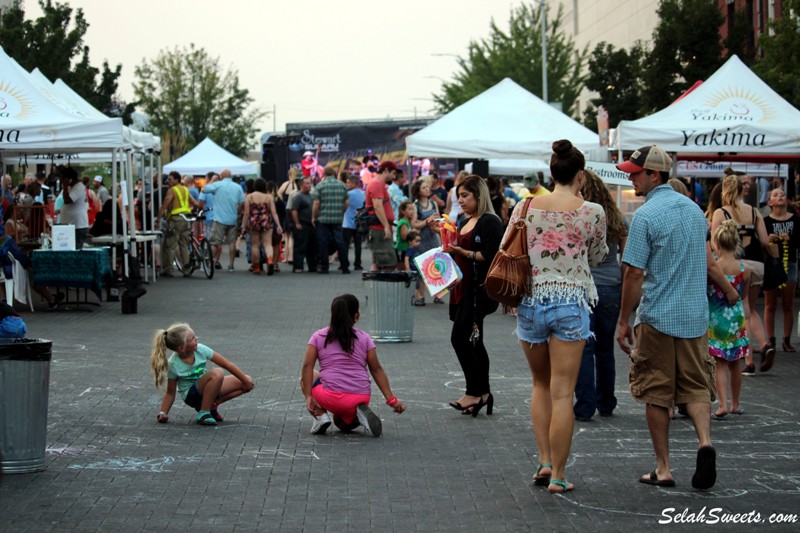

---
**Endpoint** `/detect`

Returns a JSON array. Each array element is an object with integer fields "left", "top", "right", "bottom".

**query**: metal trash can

[
  {"left": 362, "top": 271, "right": 418, "bottom": 342},
  {"left": 0, "top": 338, "right": 53, "bottom": 474}
]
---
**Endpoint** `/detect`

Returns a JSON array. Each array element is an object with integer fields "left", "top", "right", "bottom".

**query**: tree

[
  {"left": 754, "top": 0, "right": 800, "bottom": 110},
  {"left": 433, "top": 3, "right": 587, "bottom": 117},
  {"left": 0, "top": 0, "right": 134, "bottom": 123},
  {"left": 640, "top": 0, "right": 724, "bottom": 113},
  {"left": 582, "top": 42, "right": 646, "bottom": 129},
  {"left": 133, "top": 44, "right": 264, "bottom": 159}
]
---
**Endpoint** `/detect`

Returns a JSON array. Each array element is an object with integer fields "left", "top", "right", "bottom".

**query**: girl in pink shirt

[{"left": 301, "top": 294, "right": 406, "bottom": 437}]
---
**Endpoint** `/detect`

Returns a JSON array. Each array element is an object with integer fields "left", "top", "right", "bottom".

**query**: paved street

[{"left": 1, "top": 250, "right": 799, "bottom": 532}]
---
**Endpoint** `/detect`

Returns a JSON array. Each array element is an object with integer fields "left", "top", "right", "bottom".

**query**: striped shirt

[
  {"left": 312, "top": 177, "right": 348, "bottom": 224},
  {"left": 622, "top": 185, "right": 708, "bottom": 338}
]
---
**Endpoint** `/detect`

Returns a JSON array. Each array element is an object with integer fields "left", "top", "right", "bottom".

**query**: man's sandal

[{"left": 533, "top": 463, "right": 552, "bottom": 486}]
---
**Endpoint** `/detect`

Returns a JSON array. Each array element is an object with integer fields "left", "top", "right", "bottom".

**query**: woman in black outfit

[{"left": 444, "top": 175, "right": 503, "bottom": 416}]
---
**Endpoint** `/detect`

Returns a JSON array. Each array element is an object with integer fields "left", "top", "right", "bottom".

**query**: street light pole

[{"left": 540, "top": 0, "right": 548, "bottom": 103}]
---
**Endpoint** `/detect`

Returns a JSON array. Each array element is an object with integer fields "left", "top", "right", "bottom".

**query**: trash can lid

[
  {"left": 362, "top": 271, "right": 419, "bottom": 282},
  {"left": 0, "top": 338, "right": 53, "bottom": 361}
]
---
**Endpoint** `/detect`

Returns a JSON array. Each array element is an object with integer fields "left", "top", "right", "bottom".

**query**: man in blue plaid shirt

[{"left": 615, "top": 145, "right": 739, "bottom": 492}]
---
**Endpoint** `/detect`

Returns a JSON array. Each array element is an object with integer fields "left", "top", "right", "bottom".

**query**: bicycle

[{"left": 172, "top": 212, "right": 214, "bottom": 279}]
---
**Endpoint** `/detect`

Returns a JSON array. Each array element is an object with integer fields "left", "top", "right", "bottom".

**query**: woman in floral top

[
  {"left": 505, "top": 139, "right": 607, "bottom": 493},
  {"left": 242, "top": 178, "right": 282, "bottom": 275}
]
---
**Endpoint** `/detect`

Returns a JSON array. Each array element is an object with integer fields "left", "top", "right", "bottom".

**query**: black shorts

[{"left": 184, "top": 383, "right": 220, "bottom": 410}]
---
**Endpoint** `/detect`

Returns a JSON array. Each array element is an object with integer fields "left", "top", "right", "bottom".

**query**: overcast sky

[{"left": 27, "top": 0, "right": 527, "bottom": 137}]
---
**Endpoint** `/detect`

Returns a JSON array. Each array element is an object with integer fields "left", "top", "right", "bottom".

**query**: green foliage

[
  {"left": 432, "top": 3, "right": 587, "bottom": 117},
  {"left": 133, "top": 44, "right": 264, "bottom": 159},
  {"left": 640, "top": 0, "right": 724, "bottom": 113},
  {"left": 0, "top": 0, "right": 133, "bottom": 123},
  {"left": 582, "top": 42, "right": 646, "bottom": 129},
  {"left": 754, "top": 0, "right": 800, "bottom": 109}
]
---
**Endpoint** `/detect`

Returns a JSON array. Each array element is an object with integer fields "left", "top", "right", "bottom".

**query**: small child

[
  {"left": 150, "top": 323, "right": 254, "bottom": 426},
  {"left": 394, "top": 200, "right": 415, "bottom": 267},
  {"left": 708, "top": 220, "right": 750, "bottom": 419},
  {"left": 0, "top": 300, "right": 27, "bottom": 338},
  {"left": 301, "top": 294, "right": 406, "bottom": 437},
  {"left": 405, "top": 231, "right": 425, "bottom": 305}
]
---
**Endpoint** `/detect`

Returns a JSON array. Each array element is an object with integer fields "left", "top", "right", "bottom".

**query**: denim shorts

[{"left": 515, "top": 295, "right": 592, "bottom": 344}]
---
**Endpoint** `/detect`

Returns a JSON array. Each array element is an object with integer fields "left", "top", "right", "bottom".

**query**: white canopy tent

[
  {"left": 406, "top": 78, "right": 605, "bottom": 162},
  {"left": 465, "top": 158, "right": 550, "bottom": 177},
  {"left": 0, "top": 46, "right": 124, "bottom": 154},
  {"left": 163, "top": 137, "right": 257, "bottom": 176},
  {"left": 617, "top": 55, "right": 800, "bottom": 158}
]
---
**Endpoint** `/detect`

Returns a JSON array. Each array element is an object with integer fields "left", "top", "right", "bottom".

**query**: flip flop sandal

[
  {"left": 533, "top": 463, "right": 552, "bottom": 486},
  {"left": 691, "top": 446, "right": 717, "bottom": 490},
  {"left": 730, "top": 408, "right": 745, "bottom": 415},
  {"left": 547, "top": 479, "right": 574, "bottom": 494},
  {"left": 197, "top": 412, "right": 217, "bottom": 426},
  {"left": 639, "top": 471, "right": 676, "bottom": 487},
  {"left": 711, "top": 412, "right": 727, "bottom": 420}
]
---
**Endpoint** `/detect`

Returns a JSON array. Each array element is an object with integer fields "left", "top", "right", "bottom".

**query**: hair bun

[{"left": 552, "top": 139, "right": 573, "bottom": 159}]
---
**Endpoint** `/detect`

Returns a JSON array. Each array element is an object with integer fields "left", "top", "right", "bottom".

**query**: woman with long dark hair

[
  {"left": 300, "top": 294, "right": 406, "bottom": 437},
  {"left": 573, "top": 169, "right": 627, "bottom": 422},
  {"left": 508, "top": 140, "right": 607, "bottom": 493},
  {"left": 444, "top": 175, "right": 504, "bottom": 417}
]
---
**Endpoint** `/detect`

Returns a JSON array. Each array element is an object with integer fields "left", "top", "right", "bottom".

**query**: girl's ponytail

[
  {"left": 324, "top": 294, "right": 359, "bottom": 355},
  {"left": 149, "top": 323, "right": 192, "bottom": 390}
]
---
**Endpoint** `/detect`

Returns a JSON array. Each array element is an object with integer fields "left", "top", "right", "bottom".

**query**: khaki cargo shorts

[
  {"left": 367, "top": 228, "right": 397, "bottom": 268},
  {"left": 210, "top": 221, "right": 238, "bottom": 246},
  {"left": 629, "top": 323, "right": 716, "bottom": 409}
]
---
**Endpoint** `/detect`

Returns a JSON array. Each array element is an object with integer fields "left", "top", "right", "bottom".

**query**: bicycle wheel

[{"left": 200, "top": 239, "right": 214, "bottom": 279}]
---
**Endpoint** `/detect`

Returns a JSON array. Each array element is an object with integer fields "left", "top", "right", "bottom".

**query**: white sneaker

[
  {"left": 310, "top": 412, "right": 332, "bottom": 435},
  {"left": 356, "top": 404, "right": 382, "bottom": 437}
]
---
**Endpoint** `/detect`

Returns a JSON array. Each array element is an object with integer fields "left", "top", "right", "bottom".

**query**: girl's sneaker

[
  {"left": 356, "top": 404, "right": 382, "bottom": 437},
  {"left": 310, "top": 413, "right": 332, "bottom": 435}
]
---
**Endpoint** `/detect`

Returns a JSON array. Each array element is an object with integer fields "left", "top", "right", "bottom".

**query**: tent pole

[{"left": 111, "top": 149, "right": 118, "bottom": 269}]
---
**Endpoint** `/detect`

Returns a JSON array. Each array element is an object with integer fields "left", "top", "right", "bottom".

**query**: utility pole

[{"left": 540, "top": 0, "right": 548, "bottom": 103}]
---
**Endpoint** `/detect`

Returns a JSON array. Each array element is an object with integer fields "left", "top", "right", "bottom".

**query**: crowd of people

[{"left": 5, "top": 141, "right": 795, "bottom": 495}]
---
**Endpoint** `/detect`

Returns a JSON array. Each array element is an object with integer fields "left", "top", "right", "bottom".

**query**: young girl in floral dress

[{"left": 708, "top": 220, "right": 750, "bottom": 420}]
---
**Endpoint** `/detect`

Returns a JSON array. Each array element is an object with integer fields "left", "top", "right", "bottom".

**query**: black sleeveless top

[{"left": 722, "top": 206, "right": 763, "bottom": 262}]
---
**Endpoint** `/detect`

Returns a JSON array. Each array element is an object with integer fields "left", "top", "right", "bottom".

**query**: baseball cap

[
  {"left": 616, "top": 145, "right": 673, "bottom": 174},
  {"left": 522, "top": 171, "right": 539, "bottom": 188},
  {"left": 378, "top": 161, "right": 398, "bottom": 172},
  {"left": 93, "top": 175, "right": 103, "bottom": 183},
  {"left": 303, "top": 150, "right": 314, "bottom": 157}
]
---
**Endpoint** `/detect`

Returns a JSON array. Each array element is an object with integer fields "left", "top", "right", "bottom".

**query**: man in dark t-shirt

[{"left": 289, "top": 178, "right": 317, "bottom": 273}]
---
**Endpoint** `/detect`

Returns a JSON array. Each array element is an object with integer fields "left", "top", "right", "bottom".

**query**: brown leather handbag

[{"left": 483, "top": 197, "right": 532, "bottom": 307}]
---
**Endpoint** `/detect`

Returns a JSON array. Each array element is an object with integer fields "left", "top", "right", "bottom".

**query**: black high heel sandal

[
  {"left": 783, "top": 337, "right": 796, "bottom": 352},
  {"left": 463, "top": 393, "right": 494, "bottom": 417}
]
